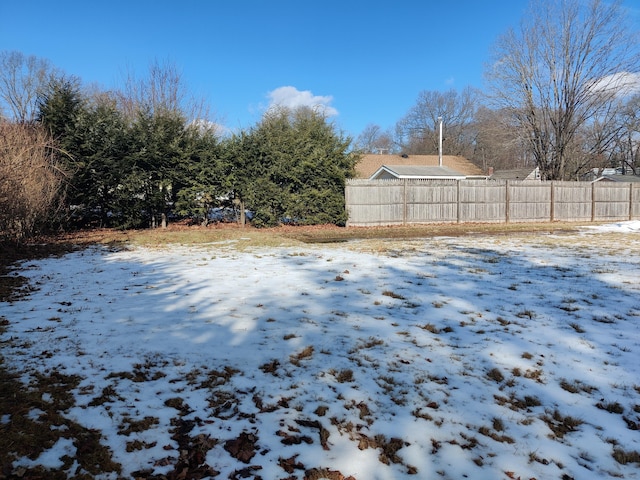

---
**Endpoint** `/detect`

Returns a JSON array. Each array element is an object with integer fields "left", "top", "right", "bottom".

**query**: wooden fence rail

[{"left": 345, "top": 179, "right": 640, "bottom": 226}]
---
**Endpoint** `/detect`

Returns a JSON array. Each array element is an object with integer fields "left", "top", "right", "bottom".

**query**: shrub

[{"left": 0, "top": 123, "right": 64, "bottom": 242}]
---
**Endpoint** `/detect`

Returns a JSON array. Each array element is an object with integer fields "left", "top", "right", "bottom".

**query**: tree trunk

[{"left": 239, "top": 200, "right": 246, "bottom": 228}]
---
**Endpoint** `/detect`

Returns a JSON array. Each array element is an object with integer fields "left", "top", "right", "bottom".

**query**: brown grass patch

[
  {"left": 0, "top": 360, "right": 122, "bottom": 477},
  {"left": 290, "top": 346, "right": 315, "bottom": 366}
]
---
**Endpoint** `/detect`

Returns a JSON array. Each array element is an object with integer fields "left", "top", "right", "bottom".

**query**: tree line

[
  {"left": 2, "top": 0, "right": 639, "bottom": 242},
  {"left": 0, "top": 56, "right": 358, "bottom": 241}
]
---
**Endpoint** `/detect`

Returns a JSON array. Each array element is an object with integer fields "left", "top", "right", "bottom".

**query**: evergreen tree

[
  {"left": 37, "top": 75, "right": 83, "bottom": 148},
  {"left": 124, "top": 108, "right": 190, "bottom": 228},
  {"left": 36, "top": 75, "right": 84, "bottom": 225},
  {"left": 37, "top": 81, "right": 139, "bottom": 228},
  {"left": 282, "top": 107, "right": 358, "bottom": 225},
  {"left": 71, "top": 94, "right": 131, "bottom": 226},
  {"left": 249, "top": 108, "right": 358, "bottom": 226},
  {"left": 174, "top": 123, "right": 225, "bottom": 225},
  {"left": 225, "top": 106, "right": 358, "bottom": 227},
  {"left": 233, "top": 113, "right": 287, "bottom": 227}
]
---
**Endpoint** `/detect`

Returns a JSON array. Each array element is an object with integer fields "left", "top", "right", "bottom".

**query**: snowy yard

[{"left": 2, "top": 223, "right": 640, "bottom": 479}]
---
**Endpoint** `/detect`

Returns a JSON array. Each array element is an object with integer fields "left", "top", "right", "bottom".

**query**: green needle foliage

[
  {"left": 224, "top": 106, "right": 359, "bottom": 227},
  {"left": 12, "top": 71, "right": 359, "bottom": 236}
]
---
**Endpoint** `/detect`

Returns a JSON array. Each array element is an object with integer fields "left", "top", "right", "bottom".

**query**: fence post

[
  {"left": 403, "top": 179, "right": 407, "bottom": 226},
  {"left": 591, "top": 182, "right": 596, "bottom": 222},
  {"left": 633, "top": 184, "right": 636, "bottom": 220},
  {"left": 457, "top": 180, "right": 461, "bottom": 223},
  {"left": 505, "top": 180, "right": 510, "bottom": 223},
  {"left": 550, "top": 182, "right": 555, "bottom": 222}
]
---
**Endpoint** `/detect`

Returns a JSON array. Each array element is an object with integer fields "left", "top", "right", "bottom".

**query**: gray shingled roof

[
  {"left": 375, "top": 165, "right": 466, "bottom": 178},
  {"left": 597, "top": 174, "right": 640, "bottom": 183},
  {"left": 489, "top": 168, "right": 538, "bottom": 180}
]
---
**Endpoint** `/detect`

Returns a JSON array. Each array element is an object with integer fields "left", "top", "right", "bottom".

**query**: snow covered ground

[{"left": 2, "top": 222, "right": 640, "bottom": 479}]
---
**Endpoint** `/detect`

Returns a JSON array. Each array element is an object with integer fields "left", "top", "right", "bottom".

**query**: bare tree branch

[
  {"left": 486, "top": 0, "right": 640, "bottom": 179},
  {"left": 395, "top": 87, "right": 478, "bottom": 157},
  {"left": 116, "top": 58, "right": 211, "bottom": 122},
  {"left": 0, "top": 51, "right": 58, "bottom": 123},
  {"left": 0, "top": 122, "right": 65, "bottom": 241}
]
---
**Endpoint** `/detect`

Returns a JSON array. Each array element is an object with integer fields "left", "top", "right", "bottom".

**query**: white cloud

[
  {"left": 266, "top": 86, "right": 338, "bottom": 116},
  {"left": 190, "top": 119, "right": 232, "bottom": 137},
  {"left": 591, "top": 71, "right": 640, "bottom": 97}
]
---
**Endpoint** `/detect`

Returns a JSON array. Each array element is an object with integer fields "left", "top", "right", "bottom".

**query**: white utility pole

[{"left": 438, "top": 116, "right": 443, "bottom": 167}]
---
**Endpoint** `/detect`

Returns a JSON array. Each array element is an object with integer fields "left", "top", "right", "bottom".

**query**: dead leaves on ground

[{"left": 224, "top": 432, "right": 258, "bottom": 463}]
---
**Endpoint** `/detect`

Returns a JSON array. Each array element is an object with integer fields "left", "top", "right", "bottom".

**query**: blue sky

[{"left": 1, "top": 1, "right": 638, "bottom": 137}]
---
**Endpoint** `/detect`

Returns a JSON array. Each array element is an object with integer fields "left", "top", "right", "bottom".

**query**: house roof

[
  {"left": 490, "top": 167, "right": 539, "bottom": 180},
  {"left": 354, "top": 154, "right": 484, "bottom": 179},
  {"left": 371, "top": 165, "right": 466, "bottom": 179},
  {"left": 593, "top": 174, "right": 640, "bottom": 183}
]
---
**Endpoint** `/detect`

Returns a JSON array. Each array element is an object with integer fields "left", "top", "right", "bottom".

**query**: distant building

[
  {"left": 584, "top": 167, "right": 640, "bottom": 182},
  {"left": 592, "top": 174, "right": 640, "bottom": 183},
  {"left": 354, "top": 154, "right": 486, "bottom": 179},
  {"left": 489, "top": 167, "right": 540, "bottom": 181},
  {"left": 369, "top": 165, "right": 466, "bottom": 180}
]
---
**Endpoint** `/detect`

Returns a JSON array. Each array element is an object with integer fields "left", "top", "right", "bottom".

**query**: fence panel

[
  {"left": 507, "top": 182, "right": 550, "bottom": 222},
  {"left": 345, "top": 179, "right": 640, "bottom": 226},
  {"left": 552, "top": 182, "right": 592, "bottom": 221},
  {"left": 407, "top": 182, "right": 458, "bottom": 223},
  {"left": 345, "top": 180, "right": 406, "bottom": 225},
  {"left": 460, "top": 181, "right": 505, "bottom": 222},
  {"left": 593, "top": 183, "right": 633, "bottom": 220}
]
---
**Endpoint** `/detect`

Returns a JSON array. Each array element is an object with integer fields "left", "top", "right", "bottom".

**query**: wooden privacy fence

[{"left": 345, "top": 179, "right": 640, "bottom": 226}]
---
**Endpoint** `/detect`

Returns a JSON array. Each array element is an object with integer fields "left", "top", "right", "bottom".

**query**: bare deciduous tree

[
  {"left": 566, "top": 97, "right": 626, "bottom": 178},
  {"left": 117, "top": 58, "right": 210, "bottom": 122},
  {"left": 395, "top": 87, "right": 478, "bottom": 157},
  {"left": 611, "top": 94, "right": 640, "bottom": 175},
  {"left": 486, "top": 0, "right": 640, "bottom": 180},
  {"left": 0, "top": 51, "right": 58, "bottom": 123},
  {"left": 355, "top": 123, "right": 394, "bottom": 154},
  {"left": 472, "top": 106, "right": 534, "bottom": 172}
]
